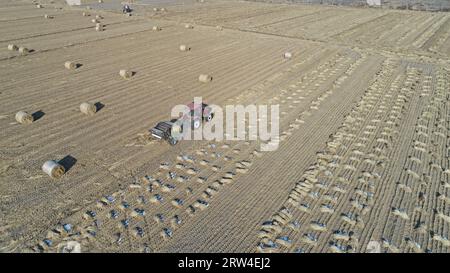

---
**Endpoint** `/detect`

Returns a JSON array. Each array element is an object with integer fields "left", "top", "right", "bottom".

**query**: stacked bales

[{"left": 95, "top": 23, "right": 103, "bottom": 32}]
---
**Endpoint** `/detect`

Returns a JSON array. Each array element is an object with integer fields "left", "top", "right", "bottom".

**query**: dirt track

[{"left": 0, "top": 0, "right": 449, "bottom": 253}]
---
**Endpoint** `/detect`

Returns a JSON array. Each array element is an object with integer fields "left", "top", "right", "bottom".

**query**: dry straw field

[{"left": 0, "top": 0, "right": 449, "bottom": 253}]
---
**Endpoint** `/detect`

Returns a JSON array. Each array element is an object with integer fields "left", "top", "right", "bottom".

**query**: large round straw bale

[
  {"left": 95, "top": 15, "right": 102, "bottom": 20},
  {"left": 216, "top": 25, "right": 223, "bottom": 31},
  {"left": 185, "top": 23, "right": 193, "bottom": 29},
  {"left": 8, "top": 44, "right": 18, "bottom": 51},
  {"left": 15, "top": 111, "right": 33, "bottom": 124},
  {"left": 82, "top": 12, "right": 89, "bottom": 17},
  {"left": 18, "top": 47, "right": 29, "bottom": 55},
  {"left": 98, "top": 0, "right": 103, "bottom": 3},
  {"left": 36, "top": 4, "right": 42, "bottom": 8},
  {"left": 153, "top": 8, "right": 158, "bottom": 12},
  {"left": 161, "top": 8, "right": 167, "bottom": 12},
  {"left": 42, "top": 160, "right": 65, "bottom": 179},
  {"left": 44, "top": 14, "right": 52, "bottom": 19},
  {"left": 80, "top": 102, "right": 97, "bottom": 115},
  {"left": 179, "top": 45, "right": 190, "bottom": 52},
  {"left": 119, "top": 69, "right": 133, "bottom": 79},
  {"left": 152, "top": 26, "right": 161, "bottom": 31},
  {"left": 283, "top": 52, "right": 292, "bottom": 59},
  {"left": 91, "top": 19, "right": 99, "bottom": 23},
  {"left": 198, "top": 74, "right": 212, "bottom": 83},
  {"left": 64, "top": 61, "right": 76, "bottom": 70}
]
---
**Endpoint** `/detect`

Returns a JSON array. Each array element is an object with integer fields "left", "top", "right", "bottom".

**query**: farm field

[{"left": 0, "top": 0, "right": 449, "bottom": 253}]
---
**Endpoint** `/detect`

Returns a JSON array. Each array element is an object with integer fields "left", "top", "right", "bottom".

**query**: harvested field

[{"left": 0, "top": 0, "right": 449, "bottom": 253}]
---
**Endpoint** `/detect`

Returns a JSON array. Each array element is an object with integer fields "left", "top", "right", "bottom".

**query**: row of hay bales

[{"left": 7, "top": 44, "right": 30, "bottom": 54}]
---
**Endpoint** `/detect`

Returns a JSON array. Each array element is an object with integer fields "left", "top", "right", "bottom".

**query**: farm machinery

[{"left": 150, "top": 102, "right": 214, "bottom": 145}]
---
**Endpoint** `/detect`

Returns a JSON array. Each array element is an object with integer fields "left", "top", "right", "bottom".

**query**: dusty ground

[{"left": 0, "top": 0, "right": 449, "bottom": 253}]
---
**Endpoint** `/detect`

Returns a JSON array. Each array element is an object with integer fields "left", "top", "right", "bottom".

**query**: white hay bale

[
  {"left": 7, "top": 44, "right": 18, "bottom": 51},
  {"left": 91, "top": 19, "right": 99, "bottom": 23},
  {"left": 82, "top": 12, "right": 89, "bottom": 17},
  {"left": 185, "top": 23, "right": 193, "bottom": 29},
  {"left": 152, "top": 26, "right": 161, "bottom": 31},
  {"left": 44, "top": 14, "right": 52, "bottom": 19},
  {"left": 98, "top": 0, "right": 103, "bottom": 3},
  {"left": 153, "top": 8, "right": 158, "bottom": 12},
  {"left": 36, "top": 4, "right": 42, "bottom": 9},
  {"left": 198, "top": 74, "right": 212, "bottom": 83},
  {"left": 15, "top": 111, "right": 33, "bottom": 124},
  {"left": 42, "top": 160, "right": 65, "bottom": 179},
  {"left": 161, "top": 8, "right": 166, "bottom": 12},
  {"left": 64, "top": 61, "right": 76, "bottom": 70},
  {"left": 283, "top": 52, "right": 292, "bottom": 59},
  {"left": 179, "top": 45, "right": 190, "bottom": 52},
  {"left": 119, "top": 69, "right": 133, "bottom": 79},
  {"left": 18, "top": 47, "right": 29, "bottom": 55},
  {"left": 95, "top": 15, "right": 102, "bottom": 20},
  {"left": 216, "top": 25, "right": 223, "bottom": 31},
  {"left": 80, "top": 102, "right": 97, "bottom": 115}
]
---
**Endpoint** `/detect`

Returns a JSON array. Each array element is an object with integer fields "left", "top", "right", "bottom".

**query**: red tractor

[
  {"left": 150, "top": 102, "right": 214, "bottom": 145},
  {"left": 183, "top": 101, "right": 214, "bottom": 129}
]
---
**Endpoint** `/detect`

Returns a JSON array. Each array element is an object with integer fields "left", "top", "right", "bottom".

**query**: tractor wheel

[
  {"left": 205, "top": 113, "right": 214, "bottom": 122},
  {"left": 193, "top": 119, "right": 201, "bottom": 129},
  {"left": 169, "top": 137, "right": 178, "bottom": 146}
]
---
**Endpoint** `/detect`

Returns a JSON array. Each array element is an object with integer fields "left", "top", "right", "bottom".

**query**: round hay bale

[
  {"left": 80, "top": 102, "right": 97, "bottom": 115},
  {"left": 91, "top": 19, "right": 99, "bottom": 23},
  {"left": 82, "top": 12, "right": 89, "bottom": 17},
  {"left": 216, "top": 25, "right": 223, "bottom": 31},
  {"left": 283, "top": 52, "right": 292, "bottom": 59},
  {"left": 152, "top": 26, "right": 161, "bottom": 31},
  {"left": 15, "top": 111, "right": 33, "bottom": 124},
  {"left": 64, "top": 61, "right": 76, "bottom": 70},
  {"left": 119, "top": 69, "right": 133, "bottom": 79},
  {"left": 42, "top": 160, "right": 65, "bottom": 179},
  {"left": 179, "top": 45, "right": 190, "bottom": 52},
  {"left": 185, "top": 23, "right": 193, "bottom": 29},
  {"left": 153, "top": 8, "right": 158, "bottom": 12},
  {"left": 7, "top": 44, "right": 18, "bottom": 51},
  {"left": 161, "top": 8, "right": 167, "bottom": 12},
  {"left": 18, "top": 47, "right": 29, "bottom": 55},
  {"left": 95, "top": 15, "right": 102, "bottom": 20},
  {"left": 198, "top": 74, "right": 212, "bottom": 83},
  {"left": 36, "top": 4, "right": 42, "bottom": 9},
  {"left": 44, "top": 14, "right": 52, "bottom": 19},
  {"left": 98, "top": 0, "right": 103, "bottom": 3}
]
